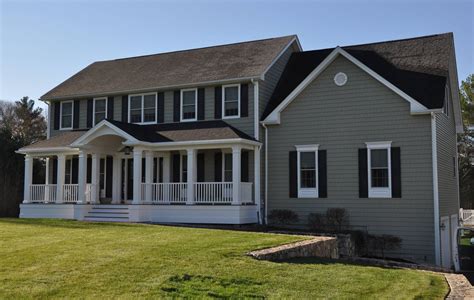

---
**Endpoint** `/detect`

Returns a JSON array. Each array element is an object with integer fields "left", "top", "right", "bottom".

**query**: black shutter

[
  {"left": 359, "top": 149, "right": 368, "bottom": 198},
  {"left": 391, "top": 147, "right": 401, "bottom": 198},
  {"left": 241, "top": 151, "right": 249, "bottom": 182},
  {"left": 71, "top": 157, "right": 79, "bottom": 184},
  {"left": 73, "top": 100, "right": 80, "bottom": 129},
  {"left": 198, "top": 88, "right": 205, "bottom": 120},
  {"left": 172, "top": 154, "right": 180, "bottom": 182},
  {"left": 87, "top": 156, "right": 92, "bottom": 184},
  {"left": 197, "top": 153, "right": 205, "bottom": 182},
  {"left": 289, "top": 151, "right": 297, "bottom": 198},
  {"left": 86, "top": 99, "right": 93, "bottom": 128},
  {"left": 173, "top": 90, "right": 180, "bottom": 122},
  {"left": 106, "top": 156, "right": 113, "bottom": 197},
  {"left": 157, "top": 92, "right": 165, "bottom": 123},
  {"left": 53, "top": 102, "right": 60, "bottom": 130},
  {"left": 121, "top": 95, "right": 128, "bottom": 122},
  {"left": 52, "top": 157, "right": 58, "bottom": 184},
  {"left": 318, "top": 150, "right": 327, "bottom": 198},
  {"left": 214, "top": 86, "right": 222, "bottom": 119},
  {"left": 107, "top": 96, "right": 114, "bottom": 120},
  {"left": 214, "top": 152, "right": 222, "bottom": 182},
  {"left": 241, "top": 83, "right": 248, "bottom": 117}
]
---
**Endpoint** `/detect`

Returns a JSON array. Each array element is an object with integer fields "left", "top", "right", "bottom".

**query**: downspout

[
  {"left": 431, "top": 112, "right": 441, "bottom": 265},
  {"left": 251, "top": 79, "right": 262, "bottom": 224},
  {"left": 262, "top": 123, "right": 268, "bottom": 224}
]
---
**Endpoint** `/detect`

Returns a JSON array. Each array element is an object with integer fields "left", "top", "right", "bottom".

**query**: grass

[{"left": 0, "top": 219, "right": 448, "bottom": 299}]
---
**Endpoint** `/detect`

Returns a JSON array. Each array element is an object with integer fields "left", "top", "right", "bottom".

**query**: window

[
  {"left": 223, "top": 153, "right": 232, "bottom": 182},
  {"left": 296, "top": 145, "right": 319, "bottom": 198},
  {"left": 60, "top": 101, "right": 73, "bottom": 129},
  {"left": 93, "top": 97, "right": 107, "bottom": 125},
  {"left": 64, "top": 158, "right": 72, "bottom": 184},
  {"left": 181, "top": 89, "right": 197, "bottom": 121},
  {"left": 222, "top": 84, "right": 240, "bottom": 118},
  {"left": 181, "top": 155, "right": 188, "bottom": 182},
  {"left": 128, "top": 93, "right": 157, "bottom": 124},
  {"left": 367, "top": 142, "right": 392, "bottom": 198}
]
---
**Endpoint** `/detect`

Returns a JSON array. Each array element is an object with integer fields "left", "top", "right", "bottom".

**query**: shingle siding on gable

[{"left": 266, "top": 56, "right": 435, "bottom": 263}]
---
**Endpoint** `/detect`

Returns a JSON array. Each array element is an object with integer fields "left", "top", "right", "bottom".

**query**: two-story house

[{"left": 18, "top": 33, "right": 461, "bottom": 267}]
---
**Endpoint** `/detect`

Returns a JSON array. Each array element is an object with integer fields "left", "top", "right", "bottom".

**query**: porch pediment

[{"left": 70, "top": 119, "right": 139, "bottom": 147}]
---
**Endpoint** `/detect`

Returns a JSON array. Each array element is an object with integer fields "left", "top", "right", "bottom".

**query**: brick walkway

[{"left": 445, "top": 274, "right": 474, "bottom": 299}]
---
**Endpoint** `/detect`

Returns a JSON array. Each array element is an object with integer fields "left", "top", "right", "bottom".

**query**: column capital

[
  {"left": 232, "top": 145, "right": 242, "bottom": 153},
  {"left": 145, "top": 150, "right": 154, "bottom": 158},
  {"left": 186, "top": 148, "right": 196, "bottom": 155},
  {"left": 24, "top": 154, "right": 32, "bottom": 160}
]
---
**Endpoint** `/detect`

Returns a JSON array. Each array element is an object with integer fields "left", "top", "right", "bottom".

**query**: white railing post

[
  {"left": 232, "top": 146, "right": 241, "bottom": 205},
  {"left": 56, "top": 154, "right": 66, "bottom": 204},
  {"left": 132, "top": 148, "right": 143, "bottom": 204},
  {"left": 23, "top": 155, "right": 33, "bottom": 203},
  {"left": 44, "top": 157, "right": 50, "bottom": 203},
  {"left": 91, "top": 154, "right": 100, "bottom": 204},
  {"left": 77, "top": 151, "right": 87, "bottom": 204},
  {"left": 186, "top": 149, "right": 196, "bottom": 205},
  {"left": 145, "top": 151, "right": 154, "bottom": 204}
]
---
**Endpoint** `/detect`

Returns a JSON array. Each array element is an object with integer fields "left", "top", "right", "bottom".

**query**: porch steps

[{"left": 84, "top": 205, "right": 130, "bottom": 222}]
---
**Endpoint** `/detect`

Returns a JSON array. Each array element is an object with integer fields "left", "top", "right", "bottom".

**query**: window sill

[
  {"left": 298, "top": 189, "right": 318, "bottom": 198},
  {"left": 368, "top": 188, "right": 391, "bottom": 198},
  {"left": 180, "top": 118, "right": 197, "bottom": 122},
  {"left": 223, "top": 115, "right": 240, "bottom": 120}
]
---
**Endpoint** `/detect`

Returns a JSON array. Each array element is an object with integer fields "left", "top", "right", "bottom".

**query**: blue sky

[{"left": 1, "top": 0, "right": 473, "bottom": 111}]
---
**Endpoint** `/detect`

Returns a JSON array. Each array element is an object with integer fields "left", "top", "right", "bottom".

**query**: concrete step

[
  {"left": 86, "top": 212, "right": 129, "bottom": 218},
  {"left": 83, "top": 216, "right": 130, "bottom": 222},
  {"left": 92, "top": 205, "right": 128, "bottom": 209},
  {"left": 89, "top": 209, "right": 129, "bottom": 214}
]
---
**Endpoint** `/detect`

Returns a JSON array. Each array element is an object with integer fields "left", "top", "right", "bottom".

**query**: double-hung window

[
  {"left": 60, "top": 101, "right": 73, "bottom": 130},
  {"left": 93, "top": 97, "right": 107, "bottom": 125},
  {"left": 223, "top": 153, "right": 233, "bottom": 182},
  {"left": 128, "top": 93, "right": 157, "bottom": 124},
  {"left": 366, "top": 142, "right": 392, "bottom": 198},
  {"left": 296, "top": 145, "right": 319, "bottom": 198},
  {"left": 222, "top": 84, "right": 240, "bottom": 118},
  {"left": 181, "top": 89, "right": 197, "bottom": 122}
]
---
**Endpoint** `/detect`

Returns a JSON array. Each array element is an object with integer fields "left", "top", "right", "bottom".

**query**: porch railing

[
  {"left": 194, "top": 182, "right": 233, "bottom": 204},
  {"left": 30, "top": 184, "right": 57, "bottom": 203},
  {"left": 63, "top": 184, "right": 78, "bottom": 203},
  {"left": 460, "top": 208, "right": 474, "bottom": 226},
  {"left": 85, "top": 184, "right": 93, "bottom": 204},
  {"left": 240, "top": 182, "right": 253, "bottom": 204},
  {"left": 142, "top": 183, "right": 188, "bottom": 204}
]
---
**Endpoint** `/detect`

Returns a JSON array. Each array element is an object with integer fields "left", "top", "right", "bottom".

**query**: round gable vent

[{"left": 334, "top": 72, "right": 348, "bottom": 86}]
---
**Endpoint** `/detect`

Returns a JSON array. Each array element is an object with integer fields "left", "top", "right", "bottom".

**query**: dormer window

[
  {"left": 60, "top": 100, "right": 73, "bottom": 130},
  {"left": 93, "top": 97, "right": 107, "bottom": 125},
  {"left": 222, "top": 84, "right": 240, "bottom": 119},
  {"left": 128, "top": 93, "right": 157, "bottom": 124},
  {"left": 181, "top": 88, "right": 197, "bottom": 122}
]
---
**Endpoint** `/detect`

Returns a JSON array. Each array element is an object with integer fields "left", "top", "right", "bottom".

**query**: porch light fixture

[{"left": 123, "top": 146, "right": 132, "bottom": 155}]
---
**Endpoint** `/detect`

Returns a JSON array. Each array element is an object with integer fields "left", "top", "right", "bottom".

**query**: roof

[
  {"left": 42, "top": 35, "right": 297, "bottom": 100},
  {"left": 107, "top": 119, "right": 257, "bottom": 143},
  {"left": 20, "top": 131, "right": 86, "bottom": 150},
  {"left": 262, "top": 33, "right": 453, "bottom": 119}
]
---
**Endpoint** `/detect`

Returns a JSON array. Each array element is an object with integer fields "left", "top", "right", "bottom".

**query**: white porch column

[
  {"left": 186, "top": 148, "right": 196, "bottom": 205},
  {"left": 145, "top": 151, "right": 154, "bottom": 204},
  {"left": 77, "top": 151, "right": 87, "bottom": 204},
  {"left": 56, "top": 154, "right": 66, "bottom": 203},
  {"left": 232, "top": 146, "right": 241, "bottom": 205},
  {"left": 112, "top": 155, "right": 121, "bottom": 204},
  {"left": 23, "top": 155, "right": 33, "bottom": 203},
  {"left": 91, "top": 154, "right": 100, "bottom": 204},
  {"left": 254, "top": 146, "right": 261, "bottom": 223},
  {"left": 132, "top": 148, "right": 143, "bottom": 204},
  {"left": 162, "top": 153, "right": 170, "bottom": 183},
  {"left": 44, "top": 157, "right": 50, "bottom": 202}
]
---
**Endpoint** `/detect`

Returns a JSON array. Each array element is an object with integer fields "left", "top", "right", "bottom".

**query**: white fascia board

[
  {"left": 16, "top": 147, "right": 79, "bottom": 156},
  {"left": 70, "top": 119, "right": 139, "bottom": 147},
  {"left": 262, "top": 47, "right": 431, "bottom": 125},
  {"left": 123, "top": 138, "right": 261, "bottom": 151}
]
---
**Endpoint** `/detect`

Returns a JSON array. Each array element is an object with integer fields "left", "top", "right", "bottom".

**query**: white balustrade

[
  {"left": 85, "top": 184, "right": 93, "bottom": 203},
  {"left": 240, "top": 182, "right": 253, "bottom": 204},
  {"left": 194, "top": 182, "right": 233, "bottom": 204},
  {"left": 63, "top": 184, "right": 79, "bottom": 203},
  {"left": 29, "top": 184, "right": 57, "bottom": 203}
]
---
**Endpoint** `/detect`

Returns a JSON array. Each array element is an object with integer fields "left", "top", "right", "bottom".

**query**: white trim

[
  {"left": 261, "top": 36, "right": 301, "bottom": 80},
  {"left": 431, "top": 113, "right": 441, "bottom": 265},
  {"left": 252, "top": 79, "right": 259, "bottom": 140},
  {"left": 366, "top": 141, "right": 392, "bottom": 198},
  {"left": 93, "top": 97, "right": 108, "bottom": 126},
  {"left": 295, "top": 144, "right": 319, "bottom": 198},
  {"left": 222, "top": 84, "right": 241, "bottom": 119},
  {"left": 262, "top": 47, "right": 430, "bottom": 125},
  {"left": 180, "top": 88, "right": 198, "bottom": 122},
  {"left": 263, "top": 124, "right": 268, "bottom": 224},
  {"left": 128, "top": 92, "right": 158, "bottom": 124},
  {"left": 70, "top": 119, "right": 139, "bottom": 147},
  {"left": 123, "top": 138, "right": 261, "bottom": 149},
  {"left": 17, "top": 147, "right": 79, "bottom": 155},
  {"left": 59, "top": 100, "right": 74, "bottom": 130}
]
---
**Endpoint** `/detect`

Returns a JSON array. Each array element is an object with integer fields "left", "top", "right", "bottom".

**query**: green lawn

[{"left": 0, "top": 219, "right": 448, "bottom": 299}]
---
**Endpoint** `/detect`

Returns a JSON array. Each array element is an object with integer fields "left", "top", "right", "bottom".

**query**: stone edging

[{"left": 445, "top": 273, "right": 474, "bottom": 299}]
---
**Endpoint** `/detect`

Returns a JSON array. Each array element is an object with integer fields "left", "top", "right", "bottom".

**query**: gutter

[
  {"left": 431, "top": 112, "right": 441, "bottom": 265},
  {"left": 262, "top": 123, "right": 269, "bottom": 224}
]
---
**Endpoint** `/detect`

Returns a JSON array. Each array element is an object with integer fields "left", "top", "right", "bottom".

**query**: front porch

[{"left": 18, "top": 120, "right": 261, "bottom": 224}]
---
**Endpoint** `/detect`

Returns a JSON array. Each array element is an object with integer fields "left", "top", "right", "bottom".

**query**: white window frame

[
  {"left": 222, "top": 84, "right": 241, "bottom": 119},
  {"left": 128, "top": 92, "right": 157, "bottom": 124},
  {"left": 295, "top": 144, "right": 319, "bottom": 198},
  {"left": 366, "top": 141, "right": 392, "bottom": 198},
  {"left": 93, "top": 97, "right": 108, "bottom": 126},
  {"left": 180, "top": 88, "right": 197, "bottom": 122},
  {"left": 59, "top": 100, "right": 74, "bottom": 130}
]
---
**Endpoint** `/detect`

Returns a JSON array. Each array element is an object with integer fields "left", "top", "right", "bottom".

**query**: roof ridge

[
  {"left": 343, "top": 32, "right": 452, "bottom": 48},
  {"left": 97, "top": 35, "right": 297, "bottom": 63}
]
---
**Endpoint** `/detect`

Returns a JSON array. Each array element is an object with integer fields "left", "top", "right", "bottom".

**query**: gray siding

[
  {"left": 113, "top": 96, "right": 122, "bottom": 121},
  {"left": 436, "top": 90, "right": 459, "bottom": 217},
  {"left": 266, "top": 56, "right": 435, "bottom": 263}
]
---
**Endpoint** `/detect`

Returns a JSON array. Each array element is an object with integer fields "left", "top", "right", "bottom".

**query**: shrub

[
  {"left": 307, "top": 213, "right": 326, "bottom": 231},
  {"left": 268, "top": 209, "right": 299, "bottom": 225},
  {"left": 326, "top": 208, "right": 349, "bottom": 231},
  {"left": 368, "top": 234, "right": 402, "bottom": 259}
]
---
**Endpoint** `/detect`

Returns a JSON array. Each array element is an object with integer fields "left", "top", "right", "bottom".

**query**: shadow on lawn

[
  {"left": 272, "top": 256, "right": 399, "bottom": 271},
  {"left": 0, "top": 218, "right": 139, "bottom": 230}
]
